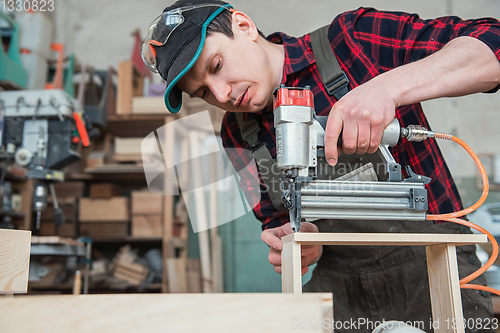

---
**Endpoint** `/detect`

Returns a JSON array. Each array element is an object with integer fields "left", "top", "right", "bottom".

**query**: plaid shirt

[{"left": 221, "top": 7, "right": 500, "bottom": 230}]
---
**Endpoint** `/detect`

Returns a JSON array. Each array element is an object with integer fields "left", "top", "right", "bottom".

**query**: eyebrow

[{"left": 187, "top": 54, "right": 214, "bottom": 98}]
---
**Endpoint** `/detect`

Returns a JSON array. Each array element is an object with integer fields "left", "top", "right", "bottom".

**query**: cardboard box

[
  {"left": 89, "top": 183, "right": 121, "bottom": 198},
  {"left": 79, "top": 197, "right": 129, "bottom": 222},
  {"left": 131, "top": 191, "right": 162, "bottom": 215},
  {"left": 132, "top": 215, "right": 162, "bottom": 238},
  {"left": 79, "top": 222, "right": 129, "bottom": 238}
]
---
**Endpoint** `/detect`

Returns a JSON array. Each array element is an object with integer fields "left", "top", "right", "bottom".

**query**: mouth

[{"left": 236, "top": 89, "right": 249, "bottom": 108}]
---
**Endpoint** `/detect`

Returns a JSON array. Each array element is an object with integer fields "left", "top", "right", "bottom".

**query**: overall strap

[
  {"left": 234, "top": 113, "right": 287, "bottom": 212},
  {"left": 310, "top": 25, "right": 350, "bottom": 100}
]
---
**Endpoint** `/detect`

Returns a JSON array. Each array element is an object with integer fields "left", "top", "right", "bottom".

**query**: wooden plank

[
  {"left": 0, "top": 293, "right": 333, "bottom": 333},
  {"left": 166, "top": 258, "right": 188, "bottom": 293},
  {"left": 162, "top": 116, "right": 175, "bottom": 293},
  {"left": 114, "top": 137, "right": 143, "bottom": 155},
  {"left": 426, "top": 244, "right": 464, "bottom": 333},
  {"left": 210, "top": 144, "right": 224, "bottom": 293},
  {"left": 0, "top": 229, "right": 31, "bottom": 294},
  {"left": 189, "top": 131, "right": 213, "bottom": 293},
  {"left": 289, "top": 232, "right": 487, "bottom": 246},
  {"left": 116, "top": 61, "right": 143, "bottom": 115},
  {"left": 186, "top": 259, "right": 202, "bottom": 293},
  {"left": 112, "top": 153, "right": 143, "bottom": 163},
  {"left": 132, "top": 97, "right": 167, "bottom": 114},
  {"left": 281, "top": 234, "right": 302, "bottom": 294}
]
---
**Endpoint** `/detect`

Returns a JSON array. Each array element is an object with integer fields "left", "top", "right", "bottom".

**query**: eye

[
  {"left": 201, "top": 89, "right": 209, "bottom": 99},
  {"left": 214, "top": 59, "right": 222, "bottom": 73}
]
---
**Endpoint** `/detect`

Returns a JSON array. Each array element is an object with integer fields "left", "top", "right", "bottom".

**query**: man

[{"left": 142, "top": 0, "right": 500, "bottom": 331}]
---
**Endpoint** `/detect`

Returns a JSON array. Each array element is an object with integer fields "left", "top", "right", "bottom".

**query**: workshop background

[{"left": 1, "top": 0, "right": 500, "bottom": 297}]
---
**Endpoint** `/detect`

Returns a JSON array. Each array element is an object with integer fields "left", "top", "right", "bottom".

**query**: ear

[{"left": 232, "top": 10, "right": 260, "bottom": 41}]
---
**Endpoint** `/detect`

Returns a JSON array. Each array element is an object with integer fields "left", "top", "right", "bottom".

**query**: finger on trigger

[{"left": 324, "top": 112, "right": 343, "bottom": 165}]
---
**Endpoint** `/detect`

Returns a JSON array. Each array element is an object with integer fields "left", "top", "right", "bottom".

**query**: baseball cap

[{"left": 142, "top": 0, "right": 233, "bottom": 113}]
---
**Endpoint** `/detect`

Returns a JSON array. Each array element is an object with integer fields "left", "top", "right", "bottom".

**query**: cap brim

[
  {"left": 163, "top": 32, "right": 202, "bottom": 113},
  {"left": 161, "top": 5, "right": 230, "bottom": 113}
]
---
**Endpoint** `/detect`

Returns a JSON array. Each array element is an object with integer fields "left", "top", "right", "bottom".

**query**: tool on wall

[{"left": 0, "top": 89, "right": 99, "bottom": 230}]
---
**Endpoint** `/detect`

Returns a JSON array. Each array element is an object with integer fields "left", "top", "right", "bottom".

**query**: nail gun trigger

[{"left": 403, "top": 166, "right": 432, "bottom": 185}]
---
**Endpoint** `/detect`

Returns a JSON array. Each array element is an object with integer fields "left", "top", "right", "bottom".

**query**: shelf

[
  {"left": 66, "top": 164, "right": 147, "bottom": 182},
  {"left": 0, "top": 210, "right": 25, "bottom": 219},
  {"left": 106, "top": 115, "right": 172, "bottom": 137},
  {"left": 30, "top": 243, "right": 86, "bottom": 256},
  {"left": 29, "top": 283, "right": 162, "bottom": 293},
  {"left": 91, "top": 237, "right": 162, "bottom": 243},
  {"left": 84, "top": 164, "right": 144, "bottom": 174}
]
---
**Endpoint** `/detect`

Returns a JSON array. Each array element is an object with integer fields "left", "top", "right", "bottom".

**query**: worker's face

[{"left": 177, "top": 12, "right": 280, "bottom": 113}]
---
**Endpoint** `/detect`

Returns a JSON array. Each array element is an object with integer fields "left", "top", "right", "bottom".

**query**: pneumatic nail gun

[{"left": 273, "top": 86, "right": 432, "bottom": 232}]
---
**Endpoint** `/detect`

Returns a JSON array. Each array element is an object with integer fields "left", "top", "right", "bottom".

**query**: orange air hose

[{"left": 426, "top": 133, "right": 500, "bottom": 296}]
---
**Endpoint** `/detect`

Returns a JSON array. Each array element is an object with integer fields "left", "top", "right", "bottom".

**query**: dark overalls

[{"left": 298, "top": 154, "right": 494, "bottom": 333}]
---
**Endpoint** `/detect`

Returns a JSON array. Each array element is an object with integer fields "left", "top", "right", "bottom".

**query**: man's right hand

[{"left": 261, "top": 222, "right": 322, "bottom": 275}]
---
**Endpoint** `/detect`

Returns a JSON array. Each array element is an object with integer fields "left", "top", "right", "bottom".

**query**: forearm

[{"left": 375, "top": 36, "right": 500, "bottom": 107}]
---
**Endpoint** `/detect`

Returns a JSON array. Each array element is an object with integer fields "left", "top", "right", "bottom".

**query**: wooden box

[
  {"left": 39, "top": 221, "right": 77, "bottom": 237},
  {"left": 132, "top": 215, "right": 162, "bottom": 238},
  {"left": 53, "top": 181, "right": 85, "bottom": 198},
  {"left": 79, "top": 197, "right": 129, "bottom": 222},
  {"left": 89, "top": 183, "right": 121, "bottom": 199},
  {"left": 79, "top": 222, "right": 129, "bottom": 238},
  {"left": 131, "top": 191, "right": 162, "bottom": 215}
]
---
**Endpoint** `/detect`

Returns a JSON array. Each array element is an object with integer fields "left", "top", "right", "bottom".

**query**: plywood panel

[
  {"left": 0, "top": 229, "right": 31, "bottom": 293},
  {"left": 0, "top": 293, "right": 333, "bottom": 333}
]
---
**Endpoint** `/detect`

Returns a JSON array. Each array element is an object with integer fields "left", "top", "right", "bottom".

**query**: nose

[{"left": 208, "top": 79, "right": 230, "bottom": 104}]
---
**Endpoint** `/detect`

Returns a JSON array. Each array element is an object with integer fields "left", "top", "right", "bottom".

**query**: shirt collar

[{"left": 267, "top": 31, "right": 316, "bottom": 83}]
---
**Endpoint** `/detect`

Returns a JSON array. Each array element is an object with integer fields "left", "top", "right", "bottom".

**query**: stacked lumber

[
  {"left": 109, "top": 245, "right": 148, "bottom": 286},
  {"left": 131, "top": 190, "right": 162, "bottom": 238}
]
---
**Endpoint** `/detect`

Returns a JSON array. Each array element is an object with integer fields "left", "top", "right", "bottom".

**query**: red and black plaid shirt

[{"left": 221, "top": 7, "right": 500, "bottom": 230}]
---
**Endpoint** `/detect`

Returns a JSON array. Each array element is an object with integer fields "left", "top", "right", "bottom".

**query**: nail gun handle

[{"left": 314, "top": 116, "right": 401, "bottom": 147}]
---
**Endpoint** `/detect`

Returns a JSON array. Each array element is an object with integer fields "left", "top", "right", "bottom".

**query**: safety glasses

[{"left": 141, "top": 4, "right": 228, "bottom": 73}]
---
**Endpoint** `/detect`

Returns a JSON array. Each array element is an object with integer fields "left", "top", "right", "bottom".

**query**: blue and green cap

[{"left": 147, "top": 0, "right": 233, "bottom": 113}]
